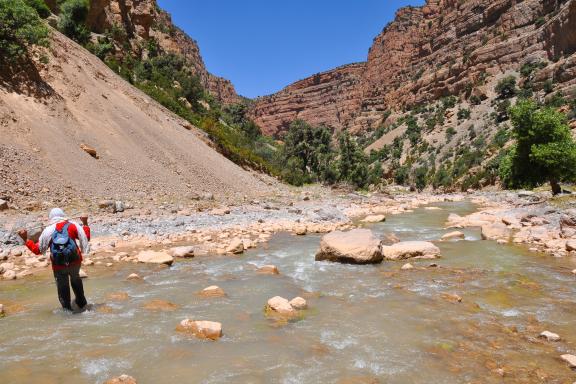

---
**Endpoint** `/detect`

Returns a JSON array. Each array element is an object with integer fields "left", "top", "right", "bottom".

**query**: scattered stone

[
  {"left": 169, "top": 246, "right": 195, "bottom": 258},
  {"left": 98, "top": 200, "right": 114, "bottom": 209},
  {"left": 539, "top": 331, "right": 560, "bottom": 342},
  {"left": 105, "top": 263, "right": 113, "bottom": 267},
  {"left": 3, "top": 270, "right": 16, "bottom": 280},
  {"left": 114, "top": 201, "right": 125, "bottom": 213},
  {"left": 441, "top": 293, "right": 463, "bottom": 303},
  {"left": 79, "top": 269, "right": 88, "bottom": 278},
  {"left": 126, "top": 273, "right": 142, "bottom": 281},
  {"left": 257, "top": 265, "right": 279, "bottom": 275},
  {"left": 381, "top": 241, "right": 440, "bottom": 260},
  {"left": 83, "top": 258, "right": 94, "bottom": 266},
  {"left": 176, "top": 319, "right": 222, "bottom": 340},
  {"left": 441, "top": 231, "right": 465, "bottom": 241},
  {"left": 266, "top": 296, "right": 297, "bottom": 316},
  {"left": 316, "top": 229, "right": 383, "bottom": 264},
  {"left": 80, "top": 143, "right": 98, "bottom": 159},
  {"left": 226, "top": 238, "right": 244, "bottom": 254},
  {"left": 560, "top": 354, "right": 576, "bottom": 368},
  {"left": 104, "top": 374, "right": 137, "bottom": 384},
  {"left": 0, "top": 199, "right": 8, "bottom": 211},
  {"left": 107, "top": 292, "right": 129, "bottom": 301},
  {"left": 572, "top": 269, "right": 576, "bottom": 275},
  {"left": 361, "top": 214, "right": 386, "bottom": 223},
  {"left": 289, "top": 297, "right": 307, "bottom": 310},
  {"left": 566, "top": 240, "right": 576, "bottom": 252},
  {"left": 11, "top": 248, "right": 22, "bottom": 257},
  {"left": 0, "top": 303, "right": 4, "bottom": 317},
  {"left": 401, "top": 263, "right": 414, "bottom": 270},
  {"left": 200, "top": 285, "right": 226, "bottom": 298},
  {"left": 136, "top": 250, "right": 174, "bottom": 266},
  {"left": 481, "top": 223, "right": 511, "bottom": 241},
  {"left": 293, "top": 225, "right": 307, "bottom": 235},
  {"left": 142, "top": 299, "right": 178, "bottom": 312}
]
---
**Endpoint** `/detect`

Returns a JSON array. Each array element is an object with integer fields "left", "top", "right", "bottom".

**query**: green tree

[
  {"left": 414, "top": 166, "right": 427, "bottom": 191},
  {"left": 0, "top": 0, "right": 49, "bottom": 59},
  {"left": 58, "top": 0, "right": 90, "bottom": 44},
  {"left": 338, "top": 131, "right": 369, "bottom": 188},
  {"left": 506, "top": 99, "right": 576, "bottom": 194},
  {"left": 25, "top": 0, "right": 50, "bottom": 18}
]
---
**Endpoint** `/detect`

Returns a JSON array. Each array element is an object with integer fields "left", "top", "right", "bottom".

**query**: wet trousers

[{"left": 53, "top": 265, "right": 87, "bottom": 311}]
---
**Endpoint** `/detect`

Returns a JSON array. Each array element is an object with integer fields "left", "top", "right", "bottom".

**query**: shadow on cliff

[{"left": 0, "top": 57, "right": 59, "bottom": 100}]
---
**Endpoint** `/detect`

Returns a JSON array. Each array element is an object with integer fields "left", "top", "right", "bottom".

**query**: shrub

[
  {"left": 495, "top": 76, "right": 517, "bottom": 99},
  {"left": 394, "top": 165, "right": 410, "bottom": 185},
  {"left": 445, "top": 127, "right": 457, "bottom": 141},
  {"left": 535, "top": 16, "right": 545, "bottom": 27},
  {"left": 543, "top": 79, "right": 554, "bottom": 94},
  {"left": 338, "top": 131, "right": 369, "bottom": 188},
  {"left": 58, "top": 0, "right": 90, "bottom": 45},
  {"left": 0, "top": 0, "right": 49, "bottom": 59},
  {"left": 457, "top": 108, "right": 471, "bottom": 120},
  {"left": 492, "top": 127, "right": 510, "bottom": 148},
  {"left": 25, "top": 0, "right": 50, "bottom": 18},
  {"left": 469, "top": 95, "right": 482, "bottom": 105},
  {"left": 414, "top": 166, "right": 427, "bottom": 191},
  {"left": 494, "top": 99, "right": 511, "bottom": 122}
]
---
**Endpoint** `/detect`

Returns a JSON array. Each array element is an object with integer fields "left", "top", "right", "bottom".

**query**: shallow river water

[{"left": 1, "top": 202, "right": 576, "bottom": 383}]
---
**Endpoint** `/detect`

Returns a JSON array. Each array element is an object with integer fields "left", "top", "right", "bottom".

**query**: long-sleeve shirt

[{"left": 25, "top": 220, "right": 91, "bottom": 271}]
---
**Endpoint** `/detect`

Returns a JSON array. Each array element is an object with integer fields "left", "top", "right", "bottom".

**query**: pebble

[
  {"left": 289, "top": 297, "right": 307, "bottom": 310},
  {"left": 0, "top": 303, "right": 4, "bottom": 316},
  {"left": 106, "top": 263, "right": 113, "bottom": 267},
  {"left": 200, "top": 285, "right": 226, "bottom": 297},
  {"left": 176, "top": 319, "right": 222, "bottom": 340},
  {"left": 127, "top": 273, "right": 142, "bottom": 281},
  {"left": 257, "top": 265, "right": 279, "bottom": 275},
  {"left": 401, "top": 263, "right": 414, "bottom": 270},
  {"left": 3, "top": 270, "right": 16, "bottom": 280},
  {"left": 79, "top": 269, "right": 88, "bottom": 278},
  {"left": 104, "top": 374, "right": 137, "bottom": 384},
  {"left": 572, "top": 269, "right": 576, "bottom": 275},
  {"left": 539, "top": 331, "right": 560, "bottom": 342}
]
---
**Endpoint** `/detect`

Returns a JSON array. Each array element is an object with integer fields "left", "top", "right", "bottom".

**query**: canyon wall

[
  {"left": 250, "top": 0, "right": 576, "bottom": 137},
  {"left": 86, "top": 0, "right": 239, "bottom": 104}
]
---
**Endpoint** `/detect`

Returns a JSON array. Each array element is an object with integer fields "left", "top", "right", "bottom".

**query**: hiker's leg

[
  {"left": 53, "top": 269, "right": 72, "bottom": 311},
  {"left": 69, "top": 265, "right": 87, "bottom": 308}
]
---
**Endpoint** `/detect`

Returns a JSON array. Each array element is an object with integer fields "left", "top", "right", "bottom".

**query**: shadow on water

[{"left": 1, "top": 201, "right": 576, "bottom": 383}]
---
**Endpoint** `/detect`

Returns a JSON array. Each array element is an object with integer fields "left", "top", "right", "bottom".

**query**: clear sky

[{"left": 157, "top": 0, "right": 426, "bottom": 98}]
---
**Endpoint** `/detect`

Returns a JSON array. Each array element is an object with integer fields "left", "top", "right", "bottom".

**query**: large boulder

[
  {"left": 169, "top": 246, "right": 195, "bottom": 258},
  {"left": 136, "top": 250, "right": 174, "bottom": 266},
  {"left": 176, "top": 319, "right": 222, "bottom": 340},
  {"left": 381, "top": 241, "right": 441, "bottom": 260},
  {"left": 481, "top": 223, "right": 512, "bottom": 241},
  {"left": 315, "top": 229, "right": 383, "bottom": 264}
]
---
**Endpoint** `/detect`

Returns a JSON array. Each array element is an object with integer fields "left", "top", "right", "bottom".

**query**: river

[{"left": 1, "top": 201, "right": 575, "bottom": 383}]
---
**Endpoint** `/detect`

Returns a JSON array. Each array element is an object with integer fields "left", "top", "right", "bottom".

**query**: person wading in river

[{"left": 18, "top": 208, "right": 91, "bottom": 312}]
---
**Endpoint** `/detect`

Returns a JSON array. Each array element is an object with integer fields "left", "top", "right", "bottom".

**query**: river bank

[{"left": 2, "top": 190, "right": 576, "bottom": 282}]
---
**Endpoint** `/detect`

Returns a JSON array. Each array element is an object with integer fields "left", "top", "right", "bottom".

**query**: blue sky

[{"left": 157, "top": 0, "right": 425, "bottom": 98}]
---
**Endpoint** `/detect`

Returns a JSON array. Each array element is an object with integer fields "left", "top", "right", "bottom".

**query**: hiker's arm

[
  {"left": 74, "top": 223, "right": 90, "bottom": 255},
  {"left": 80, "top": 217, "right": 90, "bottom": 241},
  {"left": 19, "top": 230, "right": 41, "bottom": 255}
]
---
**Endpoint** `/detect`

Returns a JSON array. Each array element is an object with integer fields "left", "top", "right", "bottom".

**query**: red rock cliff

[{"left": 251, "top": 0, "right": 576, "bottom": 137}]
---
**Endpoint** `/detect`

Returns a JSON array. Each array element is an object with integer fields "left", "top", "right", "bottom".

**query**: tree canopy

[{"left": 0, "top": 0, "right": 49, "bottom": 60}]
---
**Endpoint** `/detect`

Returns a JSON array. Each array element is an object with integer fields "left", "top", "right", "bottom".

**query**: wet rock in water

[
  {"left": 84, "top": 259, "right": 94, "bottom": 266},
  {"left": 293, "top": 225, "right": 307, "bottom": 235},
  {"left": 401, "top": 263, "right": 414, "bottom": 270},
  {"left": 289, "top": 297, "right": 307, "bottom": 310},
  {"left": 126, "top": 273, "right": 142, "bottom": 281},
  {"left": 381, "top": 241, "right": 440, "bottom": 260},
  {"left": 481, "top": 223, "right": 511, "bottom": 241},
  {"left": 539, "top": 331, "right": 560, "bottom": 342},
  {"left": 266, "top": 296, "right": 297, "bottom": 316},
  {"left": 382, "top": 233, "right": 400, "bottom": 245},
  {"left": 560, "top": 354, "right": 576, "bottom": 368},
  {"left": 169, "top": 246, "right": 195, "bottom": 258},
  {"left": 361, "top": 214, "right": 386, "bottom": 223},
  {"left": 136, "top": 250, "right": 174, "bottom": 266},
  {"left": 105, "top": 374, "right": 137, "bottom": 384},
  {"left": 572, "top": 269, "right": 576, "bottom": 275},
  {"left": 565, "top": 240, "right": 576, "bottom": 252},
  {"left": 441, "top": 293, "right": 463, "bottom": 303},
  {"left": 257, "top": 265, "right": 279, "bottom": 275},
  {"left": 79, "top": 269, "right": 88, "bottom": 278},
  {"left": 142, "top": 299, "right": 179, "bottom": 311},
  {"left": 441, "top": 231, "right": 465, "bottom": 241},
  {"left": 107, "top": 292, "right": 129, "bottom": 301},
  {"left": 316, "top": 229, "right": 383, "bottom": 264},
  {"left": 176, "top": 319, "right": 222, "bottom": 340},
  {"left": 200, "top": 285, "right": 226, "bottom": 298},
  {"left": 424, "top": 207, "right": 442, "bottom": 211},
  {"left": 0, "top": 303, "right": 4, "bottom": 317},
  {"left": 226, "top": 238, "right": 244, "bottom": 254}
]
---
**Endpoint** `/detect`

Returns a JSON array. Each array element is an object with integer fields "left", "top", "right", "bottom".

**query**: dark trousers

[{"left": 53, "top": 265, "right": 87, "bottom": 311}]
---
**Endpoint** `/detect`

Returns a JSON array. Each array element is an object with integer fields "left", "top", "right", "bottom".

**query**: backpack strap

[{"left": 57, "top": 221, "right": 70, "bottom": 234}]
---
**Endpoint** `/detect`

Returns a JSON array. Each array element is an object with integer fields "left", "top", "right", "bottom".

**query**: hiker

[{"left": 18, "top": 208, "right": 91, "bottom": 312}]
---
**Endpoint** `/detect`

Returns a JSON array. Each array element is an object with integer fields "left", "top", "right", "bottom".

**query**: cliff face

[
  {"left": 86, "top": 0, "right": 239, "bottom": 104},
  {"left": 251, "top": 0, "right": 576, "bottom": 137}
]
